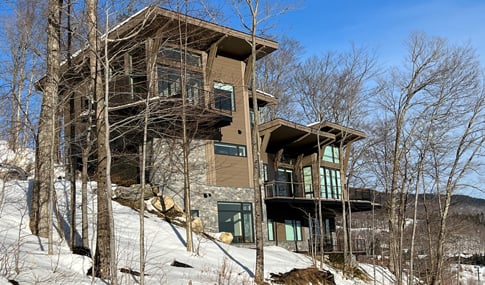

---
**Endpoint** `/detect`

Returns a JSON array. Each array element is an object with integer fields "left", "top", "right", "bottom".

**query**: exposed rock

[
  {"left": 191, "top": 217, "right": 203, "bottom": 233},
  {"left": 151, "top": 196, "right": 183, "bottom": 214},
  {"left": 0, "top": 163, "right": 28, "bottom": 180},
  {"left": 120, "top": 267, "right": 149, "bottom": 276},
  {"left": 215, "top": 232, "right": 233, "bottom": 244},
  {"left": 112, "top": 184, "right": 158, "bottom": 200},
  {"left": 72, "top": 246, "right": 92, "bottom": 258},
  {"left": 270, "top": 267, "right": 335, "bottom": 285},
  {"left": 171, "top": 260, "right": 193, "bottom": 268}
]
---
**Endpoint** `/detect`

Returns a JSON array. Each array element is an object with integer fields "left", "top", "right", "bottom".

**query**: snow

[
  {"left": 1, "top": 143, "right": 482, "bottom": 284},
  {"left": 0, "top": 178, "right": 405, "bottom": 284}
]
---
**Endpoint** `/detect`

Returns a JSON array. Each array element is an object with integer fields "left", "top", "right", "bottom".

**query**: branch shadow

[
  {"left": 167, "top": 222, "right": 187, "bottom": 248},
  {"left": 209, "top": 239, "right": 254, "bottom": 278}
]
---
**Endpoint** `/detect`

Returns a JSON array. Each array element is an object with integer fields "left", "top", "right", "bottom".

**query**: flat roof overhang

[
  {"left": 37, "top": 6, "right": 278, "bottom": 91},
  {"left": 308, "top": 121, "right": 366, "bottom": 145},
  {"left": 76, "top": 6, "right": 277, "bottom": 67},
  {"left": 259, "top": 119, "right": 335, "bottom": 156},
  {"left": 121, "top": 6, "right": 277, "bottom": 59},
  {"left": 249, "top": 89, "right": 279, "bottom": 107}
]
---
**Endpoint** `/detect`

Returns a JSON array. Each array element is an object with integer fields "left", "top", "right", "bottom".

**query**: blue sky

[{"left": 269, "top": 0, "right": 485, "bottom": 66}]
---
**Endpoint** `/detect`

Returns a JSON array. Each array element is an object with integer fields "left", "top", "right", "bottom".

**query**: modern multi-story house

[{"left": 56, "top": 6, "right": 377, "bottom": 253}]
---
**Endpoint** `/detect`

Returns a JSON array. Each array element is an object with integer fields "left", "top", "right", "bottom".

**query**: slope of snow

[{"left": 0, "top": 177, "right": 410, "bottom": 284}]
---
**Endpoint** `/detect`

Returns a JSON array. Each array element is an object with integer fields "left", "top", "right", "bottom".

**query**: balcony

[
  {"left": 105, "top": 78, "right": 232, "bottom": 141},
  {"left": 264, "top": 181, "right": 379, "bottom": 212}
]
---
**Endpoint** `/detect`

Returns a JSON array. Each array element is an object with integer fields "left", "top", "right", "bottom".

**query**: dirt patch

[{"left": 270, "top": 267, "right": 335, "bottom": 285}]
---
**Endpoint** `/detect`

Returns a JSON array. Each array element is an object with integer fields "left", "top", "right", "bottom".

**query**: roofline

[
  {"left": 308, "top": 121, "right": 366, "bottom": 141},
  {"left": 141, "top": 6, "right": 278, "bottom": 48},
  {"left": 259, "top": 118, "right": 336, "bottom": 141}
]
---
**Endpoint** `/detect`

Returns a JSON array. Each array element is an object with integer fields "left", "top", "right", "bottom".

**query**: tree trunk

[
  {"left": 249, "top": 4, "right": 264, "bottom": 282},
  {"left": 30, "top": 0, "right": 60, "bottom": 250},
  {"left": 88, "top": 0, "right": 115, "bottom": 280}
]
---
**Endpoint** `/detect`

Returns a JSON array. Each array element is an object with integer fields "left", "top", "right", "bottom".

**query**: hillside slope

[{"left": 1, "top": 178, "right": 405, "bottom": 284}]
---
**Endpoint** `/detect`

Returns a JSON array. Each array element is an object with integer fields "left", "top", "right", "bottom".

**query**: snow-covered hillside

[{"left": 0, "top": 177, "right": 409, "bottom": 284}]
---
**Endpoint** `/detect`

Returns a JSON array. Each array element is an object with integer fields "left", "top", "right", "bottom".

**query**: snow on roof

[{"left": 256, "top": 89, "right": 275, "bottom": 98}]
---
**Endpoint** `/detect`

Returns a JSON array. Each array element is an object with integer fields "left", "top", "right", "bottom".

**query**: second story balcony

[
  {"left": 106, "top": 76, "right": 232, "bottom": 141},
  {"left": 264, "top": 181, "right": 380, "bottom": 212}
]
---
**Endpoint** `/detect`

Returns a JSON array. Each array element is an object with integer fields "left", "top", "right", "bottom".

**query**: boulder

[
  {"left": 191, "top": 217, "right": 203, "bottom": 233},
  {"left": 113, "top": 184, "right": 158, "bottom": 200},
  {"left": 152, "top": 196, "right": 175, "bottom": 213},
  {"left": 218, "top": 232, "right": 233, "bottom": 244}
]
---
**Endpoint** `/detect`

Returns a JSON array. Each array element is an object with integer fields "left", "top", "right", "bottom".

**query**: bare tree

[
  {"left": 256, "top": 36, "right": 302, "bottom": 122},
  {"left": 29, "top": 0, "right": 61, "bottom": 257},
  {"left": 0, "top": 0, "right": 45, "bottom": 152},
  {"left": 372, "top": 32, "right": 484, "bottom": 284},
  {"left": 231, "top": 1, "right": 293, "bottom": 282},
  {"left": 86, "top": 0, "right": 117, "bottom": 281},
  {"left": 292, "top": 46, "right": 376, "bottom": 276}
]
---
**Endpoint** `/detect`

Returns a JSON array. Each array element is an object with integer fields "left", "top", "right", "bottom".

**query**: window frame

[
  {"left": 320, "top": 167, "right": 342, "bottom": 199},
  {"left": 217, "top": 202, "right": 254, "bottom": 244},
  {"left": 284, "top": 219, "right": 302, "bottom": 241},
  {"left": 214, "top": 82, "right": 235, "bottom": 112},
  {"left": 214, "top": 142, "right": 247, "bottom": 157},
  {"left": 322, "top": 145, "right": 340, "bottom": 164}
]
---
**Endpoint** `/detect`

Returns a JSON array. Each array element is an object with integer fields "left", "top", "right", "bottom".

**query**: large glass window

[
  {"left": 159, "top": 46, "right": 202, "bottom": 67},
  {"left": 218, "top": 202, "right": 254, "bottom": 243},
  {"left": 157, "top": 65, "right": 203, "bottom": 103},
  {"left": 320, "top": 167, "right": 342, "bottom": 199},
  {"left": 214, "top": 142, "right": 246, "bottom": 157},
  {"left": 285, "top": 220, "right": 302, "bottom": 241},
  {"left": 323, "top": 145, "right": 340, "bottom": 163},
  {"left": 214, "top": 82, "right": 235, "bottom": 111}
]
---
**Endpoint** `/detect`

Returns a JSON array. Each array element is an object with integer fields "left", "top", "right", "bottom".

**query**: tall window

[
  {"left": 214, "top": 82, "right": 235, "bottom": 111},
  {"left": 323, "top": 145, "right": 340, "bottom": 163},
  {"left": 218, "top": 202, "right": 254, "bottom": 243},
  {"left": 285, "top": 220, "right": 302, "bottom": 241},
  {"left": 267, "top": 219, "right": 275, "bottom": 241},
  {"left": 303, "top": 166, "right": 313, "bottom": 198},
  {"left": 320, "top": 167, "right": 342, "bottom": 199},
  {"left": 276, "top": 168, "right": 294, "bottom": 197}
]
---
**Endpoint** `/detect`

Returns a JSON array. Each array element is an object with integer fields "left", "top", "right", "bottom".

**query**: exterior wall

[
  {"left": 151, "top": 137, "right": 255, "bottom": 235},
  {"left": 210, "top": 56, "right": 253, "bottom": 188}
]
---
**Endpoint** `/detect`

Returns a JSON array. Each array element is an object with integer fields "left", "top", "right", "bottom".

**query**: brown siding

[{"left": 210, "top": 56, "right": 253, "bottom": 187}]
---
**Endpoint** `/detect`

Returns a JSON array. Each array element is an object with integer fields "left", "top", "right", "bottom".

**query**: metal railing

[
  {"left": 264, "top": 181, "right": 376, "bottom": 203},
  {"left": 308, "top": 237, "right": 367, "bottom": 253}
]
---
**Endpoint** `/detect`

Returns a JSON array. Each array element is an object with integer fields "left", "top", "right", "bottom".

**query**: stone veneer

[
  {"left": 151, "top": 138, "right": 256, "bottom": 234},
  {"left": 150, "top": 137, "right": 312, "bottom": 251}
]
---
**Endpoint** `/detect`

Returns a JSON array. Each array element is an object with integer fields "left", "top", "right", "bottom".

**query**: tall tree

[
  {"left": 372, "top": 32, "right": 484, "bottom": 284},
  {"left": 87, "top": 0, "right": 116, "bottom": 281},
  {"left": 0, "top": 0, "right": 45, "bottom": 151},
  {"left": 29, "top": 0, "right": 61, "bottom": 256},
  {"left": 292, "top": 46, "right": 376, "bottom": 276},
  {"left": 232, "top": 1, "right": 293, "bottom": 282}
]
